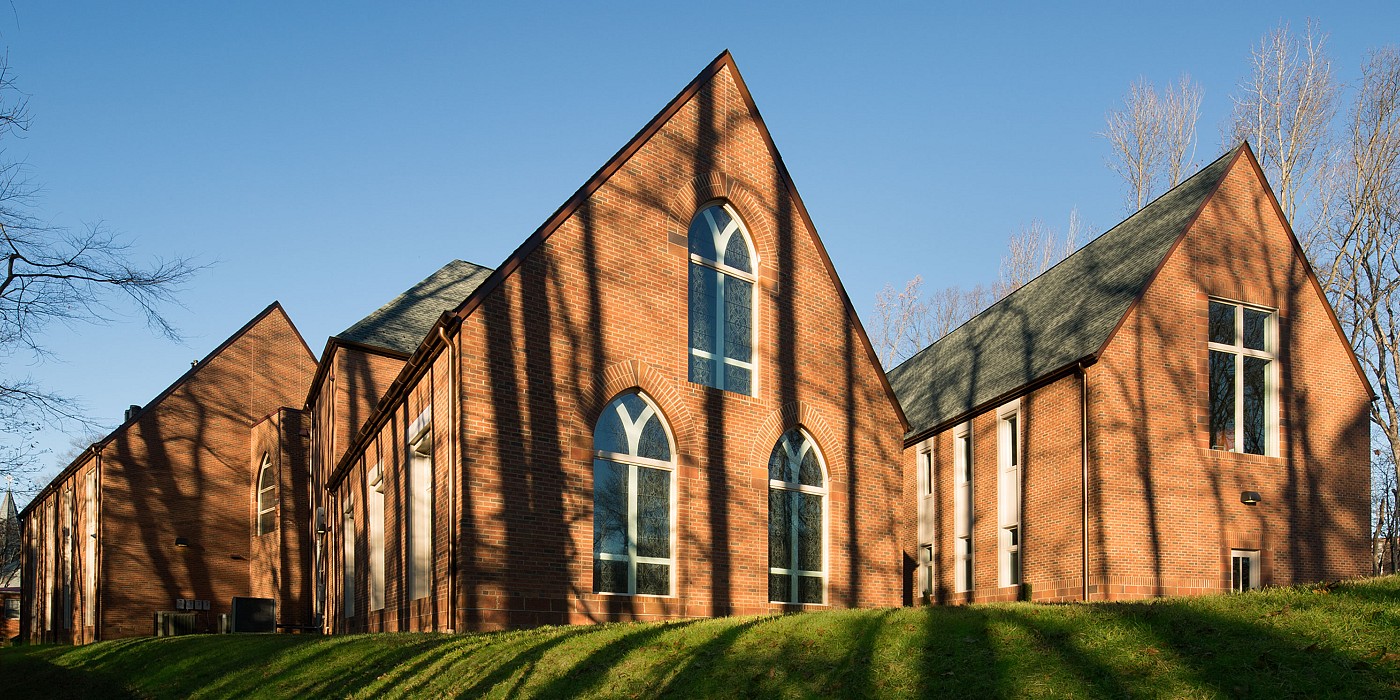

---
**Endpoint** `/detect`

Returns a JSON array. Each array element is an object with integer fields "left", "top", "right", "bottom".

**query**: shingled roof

[
  {"left": 335, "top": 260, "right": 494, "bottom": 355},
  {"left": 887, "top": 145, "right": 1241, "bottom": 441}
]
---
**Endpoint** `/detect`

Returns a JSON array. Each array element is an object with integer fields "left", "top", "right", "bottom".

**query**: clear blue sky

[{"left": 6, "top": 2, "right": 1398, "bottom": 502}]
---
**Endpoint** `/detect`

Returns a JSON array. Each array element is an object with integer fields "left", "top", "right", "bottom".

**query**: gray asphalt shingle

[
  {"left": 335, "top": 260, "right": 494, "bottom": 355},
  {"left": 887, "top": 146, "right": 1239, "bottom": 439}
]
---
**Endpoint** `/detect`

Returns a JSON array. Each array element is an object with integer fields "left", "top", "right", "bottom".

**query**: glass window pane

[
  {"left": 636, "top": 563, "right": 669, "bottom": 595},
  {"left": 1243, "top": 357, "right": 1268, "bottom": 455},
  {"left": 259, "top": 511, "right": 275, "bottom": 535},
  {"left": 688, "top": 263, "right": 717, "bottom": 355},
  {"left": 637, "top": 416, "right": 671, "bottom": 461},
  {"left": 593, "top": 460, "right": 628, "bottom": 556},
  {"left": 723, "top": 364, "right": 751, "bottom": 396},
  {"left": 689, "top": 354, "right": 715, "bottom": 389},
  {"left": 1010, "top": 551, "right": 1020, "bottom": 586},
  {"left": 1209, "top": 350, "right": 1236, "bottom": 450},
  {"left": 799, "top": 576, "right": 823, "bottom": 604},
  {"left": 723, "top": 227, "right": 752, "bottom": 273},
  {"left": 1209, "top": 301, "right": 1235, "bottom": 344},
  {"left": 259, "top": 465, "right": 274, "bottom": 489},
  {"left": 797, "top": 492, "right": 823, "bottom": 572},
  {"left": 799, "top": 444, "right": 823, "bottom": 487},
  {"left": 724, "top": 277, "right": 753, "bottom": 363},
  {"left": 1007, "top": 415, "right": 1018, "bottom": 467},
  {"left": 636, "top": 467, "right": 671, "bottom": 558},
  {"left": 593, "top": 404, "right": 628, "bottom": 456},
  {"left": 706, "top": 205, "right": 733, "bottom": 245},
  {"left": 688, "top": 210, "right": 718, "bottom": 261},
  {"left": 767, "top": 441, "right": 789, "bottom": 482},
  {"left": 1243, "top": 309, "right": 1268, "bottom": 350},
  {"left": 768, "top": 488, "right": 792, "bottom": 569},
  {"left": 769, "top": 573, "right": 791, "bottom": 603},
  {"left": 594, "top": 559, "right": 628, "bottom": 594}
]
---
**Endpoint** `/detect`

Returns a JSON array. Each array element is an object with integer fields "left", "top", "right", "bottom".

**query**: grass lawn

[{"left": 3, "top": 576, "right": 1398, "bottom": 699}]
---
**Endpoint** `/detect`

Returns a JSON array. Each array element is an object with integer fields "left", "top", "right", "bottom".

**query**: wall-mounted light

[
  {"left": 175, "top": 537, "right": 190, "bottom": 547},
  {"left": 1241, "top": 491, "right": 1262, "bottom": 506}
]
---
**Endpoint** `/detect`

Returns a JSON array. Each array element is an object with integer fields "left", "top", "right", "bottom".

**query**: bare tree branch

[{"left": 1102, "top": 75, "right": 1203, "bottom": 212}]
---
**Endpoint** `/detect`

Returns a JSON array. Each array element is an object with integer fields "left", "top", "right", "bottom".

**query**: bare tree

[
  {"left": 0, "top": 56, "right": 203, "bottom": 493},
  {"left": 1228, "top": 21, "right": 1338, "bottom": 228},
  {"left": 998, "top": 209, "right": 1088, "bottom": 295},
  {"left": 1102, "top": 75, "right": 1203, "bottom": 212},
  {"left": 1312, "top": 47, "right": 1400, "bottom": 523}
]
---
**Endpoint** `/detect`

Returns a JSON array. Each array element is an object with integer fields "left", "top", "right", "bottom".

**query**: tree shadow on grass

[{"left": 0, "top": 645, "right": 138, "bottom": 699}]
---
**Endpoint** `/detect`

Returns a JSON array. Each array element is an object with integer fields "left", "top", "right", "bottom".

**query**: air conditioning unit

[
  {"left": 154, "top": 611, "right": 196, "bottom": 637},
  {"left": 230, "top": 597, "right": 276, "bottom": 633}
]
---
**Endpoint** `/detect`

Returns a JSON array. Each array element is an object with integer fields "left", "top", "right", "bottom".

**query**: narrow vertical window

[
  {"left": 918, "top": 449, "right": 933, "bottom": 496},
  {"left": 688, "top": 203, "right": 757, "bottom": 395},
  {"left": 920, "top": 544, "right": 935, "bottom": 597},
  {"left": 61, "top": 489, "right": 73, "bottom": 629},
  {"left": 1208, "top": 300, "right": 1276, "bottom": 455},
  {"left": 953, "top": 424, "right": 974, "bottom": 593},
  {"left": 368, "top": 464, "right": 385, "bottom": 611},
  {"left": 83, "top": 471, "right": 96, "bottom": 627},
  {"left": 593, "top": 392, "right": 675, "bottom": 596},
  {"left": 998, "top": 406, "right": 1021, "bottom": 587},
  {"left": 407, "top": 411, "right": 433, "bottom": 601},
  {"left": 768, "top": 428, "right": 827, "bottom": 604},
  {"left": 256, "top": 454, "right": 276, "bottom": 535},
  {"left": 343, "top": 496, "right": 355, "bottom": 618},
  {"left": 1230, "top": 549, "right": 1260, "bottom": 592}
]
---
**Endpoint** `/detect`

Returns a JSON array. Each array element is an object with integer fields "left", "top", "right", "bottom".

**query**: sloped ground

[{"left": 2, "top": 577, "right": 1398, "bottom": 699}]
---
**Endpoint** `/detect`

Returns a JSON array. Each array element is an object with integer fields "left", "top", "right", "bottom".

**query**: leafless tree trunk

[
  {"left": 1228, "top": 21, "right": 1338, "bottom": 230},
  {"left": 1102, "top": 76, "right": 1203, "bottom": 212},
  {"left": 1312, "top": 46, "right": 1400, "bottom": 522},
  {"left": 998, "top": 209, "right": 1088, "bottom": 295}
]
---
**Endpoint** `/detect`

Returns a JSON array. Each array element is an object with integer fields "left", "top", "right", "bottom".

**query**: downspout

[
  {"left": 1078, "top": 361, "right": 1090, "bottom": 602},
  {"left": 438, "top": 325, "right": 457, "bottom": 634}
]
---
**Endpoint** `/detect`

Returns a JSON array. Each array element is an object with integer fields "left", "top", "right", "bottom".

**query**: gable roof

[
  {"left": 19, "top": 302, "right": 313, "bottom": 519},
  {"left": 887, "top": 146, "right": 1243, "bottom": 441},
  {"left": 335, "top": 259, "right": 494, "bottom": 356},
  {"left": 326, "top": 51, "right": 909, "bottom": 489}
]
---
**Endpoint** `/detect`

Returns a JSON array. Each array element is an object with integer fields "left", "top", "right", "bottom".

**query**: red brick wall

[
  {"left": 327, "top": 62, "right": 905, "bottom": 632},
  {"left": 1090, "top": 152, "right": 1371, "bottom": 597},
  {"left": 249, "top": 408, "right": 313, "bottom": 628},
  {"left": 22, "top": 304, "right": 316, "bottom": 643}
]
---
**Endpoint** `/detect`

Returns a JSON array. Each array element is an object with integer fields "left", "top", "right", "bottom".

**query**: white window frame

[
  {"left": 688, "top": 202, "right": 759, "bottom": 396},
  {"left": 368, "top": 462, "right": 386, "bottom": 611},
  {"left": 1230, "top": 549, "right": 1261, "bottom": 592},
  {"left": 83, "top": 470, "right": 96, "bottom": 627},
  {"left": 343, "top": 495, "right": 355, "bottom": 618},
  {"left": 953, "top": 422, "right": 974, "bottom": 593},
  {"left": 61, "top": 488, "right": 73, "bottom": 629},
  {"left": 767, "top": 428, "right": 829, "bottom": 605},
  {"left": 256, "top": 454, "right": 276, "bottom": 536},
  {"left": 406, "top": 408, "right": 433, "bottom": 601},
  {"left": 916, "top": 442, "right": 936, "bottom": 573},
  {"left": 919, "top": 543, "right": 935, "bottom": 597},
  {"left": 593, "top": 393, "right": 678, "bottom": 597},
  {"left": 1207, "top": 299, "right": 1279, "bottom": 456},
  {"left": 997, "top": 401, "right": 1022, "bottom": 588}
]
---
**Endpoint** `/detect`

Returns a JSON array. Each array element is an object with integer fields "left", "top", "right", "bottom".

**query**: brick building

[
  {"left": 18, "top": 303, "right": 317, "bottom": 642},
  {"left": 889, "top": 145, "right": 1374, "bottom": 604},
  {"left": 15, "top": 54, "right": 1374, "bottom": 644}
]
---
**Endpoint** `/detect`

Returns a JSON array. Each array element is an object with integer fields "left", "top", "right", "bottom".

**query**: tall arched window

[
  {"left": 593, "top": 392, "right": 675, "bottom": 596},
  {"left": 688, "top": 203, "right": 756, "bottom": 395},
  {"left": 768, "top": 428, "right": 826, "bottom": 604},
  {"left": 256, "top": 454, "right": 276, "bottom": 535}
]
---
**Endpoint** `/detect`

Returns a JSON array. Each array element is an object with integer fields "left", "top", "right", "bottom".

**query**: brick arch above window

[
  {"left": 581, "top": 359, "right": 698, "bottom": 461},
  {"left": 666, "top": 171, "right": 780, "bottom": 269},
  {"left": 750, "top": 401, "right": 845, "bottom": 485}
]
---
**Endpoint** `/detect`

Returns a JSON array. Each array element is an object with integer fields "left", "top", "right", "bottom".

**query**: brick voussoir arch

[
  {"left": 667, "top": 171, "right": 779, "bottom": 267},
  {"left": 750, "top": 402, "right": 844, "bottom": 484},
  {"left": 579, "top": 359, "right": 697, "bottom": 457}
]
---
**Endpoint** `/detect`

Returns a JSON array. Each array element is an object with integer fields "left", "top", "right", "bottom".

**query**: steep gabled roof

[
  {"left": 334, "top": 259, "right": 494, "bottom": 355},
  {"left": 888, "top": 146, "right": 1243, "bottom": 441}
]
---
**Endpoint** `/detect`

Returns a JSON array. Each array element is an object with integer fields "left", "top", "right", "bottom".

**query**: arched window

[
  {"left": 593, "top": 391, "right": 675, "bottom": 596},
  {"left": 768, "top": 428, "right": 826, "bottom": 604},
  {"left": 688, "top": 203, "right": 756, "bottom": 395},
  {"left": 256, "top": 454, "right": 276, "bottom": 535}
]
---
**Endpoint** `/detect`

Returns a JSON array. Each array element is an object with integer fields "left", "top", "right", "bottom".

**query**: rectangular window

[
  {"left": 916, "top": 445, "right": 936, "bottom": 557},
  {"left": 918, "top": 449, "right": 933, "bottom": 496},
  {"left": 368, "top": 464, "right": 385, "bottom": 611},
  {"left": 1231, "top": 549, "right": 1260, "bottom": 592},
  {"left": 3, "top": 598, "right": 18, "bottom": 620},
  {"left": 998, "top": 406, "right": 1021, "bottom": 587},
  {"left": 83, "top": 471, "right": 97, "bottom": 627},
  {"left": 407, "top": 411, "right": 433, "bottom": 601},
  {"left": 343, "top": 497, "right": 355, "bottom": 618},
  {"left": 953, "top": 424, "right": 973, "bottom": 593},
  {"left": 920, "top": 544, "right": 935, "bottom": 597},
  {"left": 61, "top": 488, "right": 72, "bottom": 630},
  {"left": 1208, "top": 300, "right": 1276, "bottom": 455}
]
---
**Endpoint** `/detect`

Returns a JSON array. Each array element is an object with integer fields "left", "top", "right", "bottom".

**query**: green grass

[{"left": 3, "top": 577, "right": 1399, "bottom": 699}]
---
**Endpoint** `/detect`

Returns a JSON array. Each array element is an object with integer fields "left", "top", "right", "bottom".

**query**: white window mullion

[
  {"left": 714, "top": 272, "right": 727, "bottom": 391},
  {"left": 789, "top": 486, "right": 800, "bottom": 602},
  {"left": 626, "top": 463, "right": 638, "bottom": 595}
]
